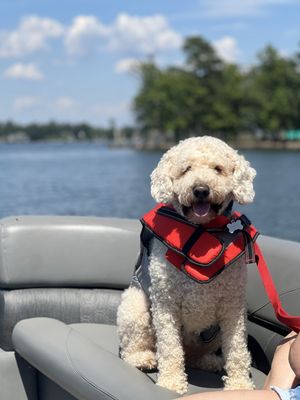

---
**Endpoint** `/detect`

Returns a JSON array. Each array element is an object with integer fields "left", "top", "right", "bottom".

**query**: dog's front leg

[
  {"left": 152, "top": 296, "right": 188, "bottom": 394},
  {"left": 149, "top": 242, "right": 188, "bottom": 395},
  {"left": 219, "top": 296, "right": 254, "bottom": 390}
]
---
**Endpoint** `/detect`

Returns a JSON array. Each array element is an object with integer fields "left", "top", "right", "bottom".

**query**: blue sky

[{"left": 0, "top": 0, "right": 300, "bottom": 127}]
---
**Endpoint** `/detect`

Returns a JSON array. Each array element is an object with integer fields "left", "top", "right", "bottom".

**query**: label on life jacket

[{"left": 140, "top": 203, "right": 259, "bottom": 283}]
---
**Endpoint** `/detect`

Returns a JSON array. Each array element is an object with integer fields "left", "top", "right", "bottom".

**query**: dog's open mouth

[
  {"left": 192, "top": 201, "right": 211, "bottom": 218},
  {"left": 182, "top": 201, "right": 223, "bottom": 221}
]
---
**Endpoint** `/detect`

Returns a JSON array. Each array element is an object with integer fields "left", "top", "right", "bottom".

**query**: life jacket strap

[{"left": 182, "top": 226, "right": 205, "bottom": 255}]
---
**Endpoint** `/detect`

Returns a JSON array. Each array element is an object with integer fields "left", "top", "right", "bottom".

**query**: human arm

[
  {"left": 289, "top": 332, "right": 300, "bottom": 378},
  {"left": 263, "top": 331, "right": 297, "bottom": 390}
]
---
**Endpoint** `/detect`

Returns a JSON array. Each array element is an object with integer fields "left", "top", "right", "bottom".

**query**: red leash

[{"left": 254, "top": 242, "right": 300, "bottom": 333}]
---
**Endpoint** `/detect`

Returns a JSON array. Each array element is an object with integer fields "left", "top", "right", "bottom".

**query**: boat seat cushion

[
  {"left": 12, "top": 318, "right": 267, "bottom": 400},
  {"left": 0, "top": 288, "right": 122, "bottom": 351},
  {"left": 70, "top": 323, "right": 267, "bottom": 391},
  {"left": 0, "top": 216, "right": 139, "bottom": 289}
]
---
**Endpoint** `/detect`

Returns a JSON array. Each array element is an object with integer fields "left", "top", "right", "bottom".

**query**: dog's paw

[
  {"left": 222, "top": 375, "right": 255, "bottom": 390},
  {"left": 124, "top": 350, "right": 157, "bottom": 371},
  {"left": 157, "top": 373, "right": 188, "bottom": 394}
]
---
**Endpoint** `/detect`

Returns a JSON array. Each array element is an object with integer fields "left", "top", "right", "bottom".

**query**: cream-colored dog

[{"left": 117, "top": 136, "right": 256, "bottom": 394}]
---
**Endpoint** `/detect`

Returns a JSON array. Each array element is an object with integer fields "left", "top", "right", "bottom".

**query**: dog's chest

[
  {"left": 180, "top": 278, "right": 220, "bottom": 321},
  {"left": 149, "top": 238, "right": 246, "bottom": 323},
  {"left": 178, "top": 259, "right": 246, "bottom": 328}
]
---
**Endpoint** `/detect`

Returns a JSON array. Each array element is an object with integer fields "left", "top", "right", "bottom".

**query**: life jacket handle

[{"left": 254, "top": 242, "right": 300, "bottom": 333}]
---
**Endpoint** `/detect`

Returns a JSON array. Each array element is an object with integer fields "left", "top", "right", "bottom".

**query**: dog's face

[{"left": 151, "top": 136, "right": 256, "bottom": 225}]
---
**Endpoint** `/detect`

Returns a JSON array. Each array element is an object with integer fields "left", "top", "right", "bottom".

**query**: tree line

[
  {"left": 0, "top": 121, "right": 115, "bottom": 142},
  {"left": 133, "top": 36, "right": 300, "bottom": 141}
]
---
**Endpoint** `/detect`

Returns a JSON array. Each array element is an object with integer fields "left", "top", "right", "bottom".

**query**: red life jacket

[
  {"left": 141, "top": 203, "right": 258, "bottom": 283},
  {"left": 140, "top": 203, "right": 300, "bottom": 333}
]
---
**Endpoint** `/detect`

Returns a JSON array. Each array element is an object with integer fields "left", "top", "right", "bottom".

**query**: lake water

[{"left": 0, "top": 142, "right": 299, "bottom": 242}]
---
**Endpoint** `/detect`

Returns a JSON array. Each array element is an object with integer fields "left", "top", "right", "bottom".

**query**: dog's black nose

[{"left": 193, "top": 186, "right": 210, "bottom": 200}]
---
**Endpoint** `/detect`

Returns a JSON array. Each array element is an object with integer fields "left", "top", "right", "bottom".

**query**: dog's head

[{"left": 151, "top": 136, "right": 256, "bottom": 224}]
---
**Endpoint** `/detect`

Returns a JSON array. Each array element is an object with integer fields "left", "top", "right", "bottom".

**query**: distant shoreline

[
  {"left": 127, "top": 139, "right": 300, "bottom": 151},
  {"left": 1, "top": 137, "right": 300, "bottom": 151},
  {"left": 230, "top": 139, "right": 300, "bottom": 151}
]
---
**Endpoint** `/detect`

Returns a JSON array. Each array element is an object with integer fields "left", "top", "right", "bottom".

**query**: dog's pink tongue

[{"left": 193, "top": 202, "right": 210, "bottom": 217}]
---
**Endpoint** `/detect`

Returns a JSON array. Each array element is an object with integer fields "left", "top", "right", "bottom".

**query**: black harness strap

[
  {"left": 182, "top": 226, "right": 205, "bottom": 255},
  {"left": 222, "top": 200, "right": 234, "bottom": 218},
  {"left": 140, "top": 225, "right": 155, "bottom": 256}
]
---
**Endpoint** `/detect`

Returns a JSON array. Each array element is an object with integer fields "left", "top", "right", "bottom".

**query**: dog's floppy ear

[
  {"left": 232, "top": 154, "right": 256, "bottom": 204},
  {"left": 150, "top": 147, "right": 177, "bottom": 204}
]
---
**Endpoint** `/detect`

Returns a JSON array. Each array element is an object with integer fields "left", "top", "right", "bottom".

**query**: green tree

[
  {"left": 134, "top": 64, "right": 209, "bottom": 140},
  {"left": 246, "top": 45, "right": 300, "bottom": 135},
  {"left": 133, "top": 62, "right": 163, "bottom": 132},
  {"left": 182, "top": 36, "right": 245, "bottom": 138},
  {"left": 183, "top": 36, "right": 223, "bottom": 78},
  {"left": 201, "top": 64, "right": 246, "bottom": 138}
]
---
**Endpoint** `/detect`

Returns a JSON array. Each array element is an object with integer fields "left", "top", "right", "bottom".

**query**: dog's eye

[
  {"left": 182, "top": 166, "right": 192, "bottom": 175},
  {"left": 214, "top": 165, "right": 224, "bottom": 174}
]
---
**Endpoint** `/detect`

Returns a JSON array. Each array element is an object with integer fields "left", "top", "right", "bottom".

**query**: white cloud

[
  {"left": 213, "top": 36, "right": 240, "bottom": 63},
  {"left": 64, "top": 15, "right": 109, "bottom": 55},
  {"left": 115, "top": 58, "right": 141, "bottom": 74},
  {"left": 4, "top": 62, "right": 44, "bottom": 80},
  {"left": 109, "top": 13, "right": 182, "bottom": 54},
  {"left": 201, "top": 0, "right": 295, "bottom": 18},
  {"left": 0, "top": 15, "right": 64, "bottom": 58},
  {"left": 13, "top": 96, "right": 40, "bottom": 112},
  {"left": 0, "top": 14, "right": 181, "bottom": 59},
  {"left": 65, "top": 13, "right": 182, "bottom": 56}
]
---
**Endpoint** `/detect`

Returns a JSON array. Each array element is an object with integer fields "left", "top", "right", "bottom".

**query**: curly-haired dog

[{"left": 117, "top": 136, "right": 256, "bottom": 394}]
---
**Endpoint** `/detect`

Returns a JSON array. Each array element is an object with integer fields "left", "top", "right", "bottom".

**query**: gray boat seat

[
  {"left": 12, "top": 318, "right": 267, "bottom": 400},
  {"left": 0, "top": 216, "right": 140, "bottom": 400},
  {"left": 0, "top": 216, "right": 140, "bottom": 351},
  {"left": 1, "top": 215, "right": 300, "bottom": 399}
]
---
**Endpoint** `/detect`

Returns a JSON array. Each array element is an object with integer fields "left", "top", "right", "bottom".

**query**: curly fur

[{"left": 117, "top": 136, "right": 256, "bottom": 394}]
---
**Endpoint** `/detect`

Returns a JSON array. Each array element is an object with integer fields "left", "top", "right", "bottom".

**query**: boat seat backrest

[
  {"left": 0, "top": 216, "right": 140, "bottom": 289},
  {"left": 0, "top": 216, "right": 140, "bottom": 350}
]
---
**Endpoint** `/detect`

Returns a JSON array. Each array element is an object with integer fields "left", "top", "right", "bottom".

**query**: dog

[{"left": 117, "top": 136, "right": 256, "bottom": 394}]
